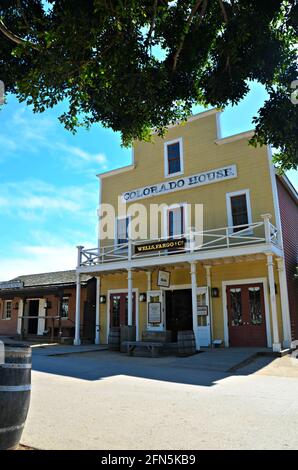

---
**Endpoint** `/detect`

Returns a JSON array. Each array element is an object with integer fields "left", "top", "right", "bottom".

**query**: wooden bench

[{"left": 122, "top": 341, "right": 164, "bottom": 358}]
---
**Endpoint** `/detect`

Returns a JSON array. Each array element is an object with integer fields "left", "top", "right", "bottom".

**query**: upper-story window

[
  {"left": 116, "top": 216, "right": 130, "bottom": 245},
  {"left": 2, "top": 300, "right": 12, "bottom": 320},
  {"left": 165, "top": 205, "right": 185, "bottom": 237},
  {"left": 164, "top": 138, "right": 184, "bottom": 177},
  {"left": 226, "top": 189, "right": 252, "bottom": 233}
]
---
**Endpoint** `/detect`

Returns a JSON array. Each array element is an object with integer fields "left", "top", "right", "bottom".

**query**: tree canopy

[{"left": 0, "top": 0, "right": 297, "bottom": 171}]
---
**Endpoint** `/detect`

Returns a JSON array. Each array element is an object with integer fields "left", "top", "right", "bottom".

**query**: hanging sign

[
  {"left": 122, "top": 165, "right": 237, "bottom": 202},
  {"left": 157, "top": 270, "right": 171, "bottom": 288}
]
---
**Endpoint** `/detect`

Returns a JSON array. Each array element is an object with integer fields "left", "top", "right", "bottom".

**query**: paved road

[{"left": 21, "top": 350, "right": 298, "bottom": 450}]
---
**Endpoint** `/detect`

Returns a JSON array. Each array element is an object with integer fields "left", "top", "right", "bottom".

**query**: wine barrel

[
  {"left": 108, "top": 328, "right": 120, "bottom": 351},
  {"left": 177, "top": 330, "right": 196, "bottom": 357},
  {"left": 0, "top": 343, "right": 32, "bottom": 450}
]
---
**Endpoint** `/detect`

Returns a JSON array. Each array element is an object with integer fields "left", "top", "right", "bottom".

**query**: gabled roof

[{"left": 5, "top": 270, "right": 91, "bottom": 288}]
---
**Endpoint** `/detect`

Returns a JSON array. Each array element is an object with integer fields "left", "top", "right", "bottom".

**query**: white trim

[
  {"left": 106, "top": 288, "right": 139, "bottom": 341},
  {"left": 17, "top": 299, "right": 23, "bottom": 334},
  {"left": 215, "top": 111, "right": 222, "bottom": 139},
  {"left": 114, "top": 215, "right": 131, "bottom": 247},
  {"left": 165, "top": 108, "right": 220, "bottom": 130},
  {"left": 78, "top": 242, "right": 283, "bottom": 274},
  {"left": 2, "top": 300, "right": 12, "bottom": 320},
  {"left": 37, "top": 299, "right": 46, "bottom": 335},
  {"left": 97, "top": 164, "right": 135, "bottom": 179},
  {"left": 226, "top": 189, "right": 253, "bottom": 234},
  {"left": 267, "top": 146, "right": 283, "bottom": 248},
  {"left": 164, "top": 137, "right": 184, "bottom": 178},
  {"left": 215, "top": 130, "right": 254, "bottom": 145},
  {"left": 163, "top": 202, "right": 189, "bottom": 238},
  {"left": 222, "top": 277, "right": 272, "bottom": 348}
]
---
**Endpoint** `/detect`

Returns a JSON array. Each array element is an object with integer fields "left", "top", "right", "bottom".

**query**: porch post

[
  {"left": 204, "top": 265, "right": 213, "bottom": 348},
  {"left": 276, "top": 257, "right": 292, "bottom": 348},
  {"left": 74, "top": 246, "right": 83, "bottom": 346},
  {"left": 266, "top": 253, "right": 281, "bottom": 352},
  {"left": 127, "top": 268, "right": 133, "bottom": 326},
  {"left": 74, "top": 273, "right": 81, "bottom": 345},
  {"left": 261, "top": 213, "right": 272, "bottom": 243},
  {"left": 147, "top": 271, "right": 152, "bottom": 291},
  {"left": 190, "top": 262, "right": 200, "bottom": 351},
  {"left": 95, "top": 276, "right": 101, "bottom": 345}
]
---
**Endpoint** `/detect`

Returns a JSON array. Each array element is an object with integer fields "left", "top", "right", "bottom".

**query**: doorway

[
  {"left": 27, "top": 299, "right": 39, "bottom": 334},
  {"left": 227, "top": 283, "right": 267, "bottom": 347},
  {"left": 165, "top": 289, "right": 193, "bottom": 341},
  {"left": 110, "top": 293, "right": 136, "bottom": 328}
]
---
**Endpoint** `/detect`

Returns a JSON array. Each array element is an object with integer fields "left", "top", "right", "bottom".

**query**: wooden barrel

[
  {"left": 108, "top": 328, "right": 120, "bottom": 351},
  {"left": 0, "top": 343, "right": 32, "bottom": 450},
  {"left": 120, "top": 326, "right": 136, "bottom": 352},
  {"left": 177, "top": 330, "right": 196, "bottom": 357}
]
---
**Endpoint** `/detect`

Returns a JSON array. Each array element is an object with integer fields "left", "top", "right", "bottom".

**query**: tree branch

[
  {"left": 218, "top": 0, "right": 228, "bottom": 23},
  {"left": 0, "top": 19, "right": 39, "bottom": 49},
  {"left": 145, "top": 0, "right": 158, "bottom": 51},
  {"left": 172, "top": 0, "right": 206, "bottom": 71}
]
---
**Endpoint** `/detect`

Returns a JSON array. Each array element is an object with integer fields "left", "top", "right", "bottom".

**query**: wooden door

[
  {"left": 227, "top": 283, "right": 267, "bottom": 347},
  {"left": 110, "top": 293, "right": 136, "bottom": 328}
]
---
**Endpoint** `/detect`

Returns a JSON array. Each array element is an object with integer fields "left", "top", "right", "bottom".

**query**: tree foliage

[{"left": 0, "top": 0, "right": 297, "bottom": 170}]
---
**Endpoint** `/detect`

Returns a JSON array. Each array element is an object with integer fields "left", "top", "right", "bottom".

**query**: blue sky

[{"left": 0, "top": 82, "right": 297, "bottom": 280}]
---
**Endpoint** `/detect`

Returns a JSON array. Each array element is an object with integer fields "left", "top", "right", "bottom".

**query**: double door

[
  {"left": 110, "top": 292, "right": 136, "bottom": 328},
  {"left": 227, "top": 283, "right": 267, "bottom": 347}
]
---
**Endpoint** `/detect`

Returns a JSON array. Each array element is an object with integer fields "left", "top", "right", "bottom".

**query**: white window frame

[
  {"left": 114, "top": 215, "right": 131, "bottom": 247},
  {"left": 163, "top": 203, "right": 189, "bottom": 238},
  {"left": 164, "top": 137, "right": 184, "bottom": 178},
  {"left": 3, "top": 300, "right": 12, "bottom": 320},
  {"left": 226, "top": 189, "right": 253, "bottom": 234},
  {"left": 60, "top": 297, "right": 69, "bottom": 320}
]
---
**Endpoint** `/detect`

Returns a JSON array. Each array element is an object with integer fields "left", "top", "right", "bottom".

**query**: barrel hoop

[
  {"left": 0, "top": 423, "right": 25, "bottom": 434},
  {"left": 0, "top": 384, "right": 31, "bottom": 392},
  {"left": 1, "top": 363, "right": 31, "bottom": 369},
  {"left": 5, "top": 351, "right": 31, "bottom": 357}
]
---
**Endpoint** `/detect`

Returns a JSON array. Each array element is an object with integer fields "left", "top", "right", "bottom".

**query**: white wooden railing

[{"left": 78, "top": 215, "right": 281, "bottom": 267}]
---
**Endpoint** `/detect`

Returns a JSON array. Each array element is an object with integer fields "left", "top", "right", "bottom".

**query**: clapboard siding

[{"left": 277, "top": 177, "right": 298, "bottom": 339}]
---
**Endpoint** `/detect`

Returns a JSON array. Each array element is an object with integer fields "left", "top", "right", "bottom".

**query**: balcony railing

[{"left": 78, "top": 215, "right": 281, "bottom": 267}]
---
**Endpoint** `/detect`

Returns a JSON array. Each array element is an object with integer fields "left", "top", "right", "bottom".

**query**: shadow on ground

[{"left": 31, "top": 347, "right": 281, "bottom": 387}]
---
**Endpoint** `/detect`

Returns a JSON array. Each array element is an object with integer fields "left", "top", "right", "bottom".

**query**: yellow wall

[
  {"left": 100, "top": 112, "right": 276, "bottom": 244},
  {"left": 98, "top": 259, "right": 284, "bottom": 346}
]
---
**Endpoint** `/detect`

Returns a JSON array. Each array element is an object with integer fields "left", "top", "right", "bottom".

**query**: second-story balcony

[{"left": 77, "top": 215, "right": 282, "bottom": 273}]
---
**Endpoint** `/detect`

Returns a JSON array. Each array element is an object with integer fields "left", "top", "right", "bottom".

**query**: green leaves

[{"left": 0, "top": 0, "right": 297, "bottom": 169}]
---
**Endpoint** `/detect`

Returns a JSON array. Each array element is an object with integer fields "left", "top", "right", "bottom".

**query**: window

[
  {"left": 116, "top": 217, "right": 129, "bottom": 245},
  {"left": 166, "top": 206, "right": 185, "bottom": 237},
  {"left": 164, "top": 138, "right": 183, "bottom": 177},
  {"left": 61, "top": 297, "right": 69, "bottom": 319},
  {"left": 2, "top": 300, "right": 12, "bottom": 320},
  {"left": 226, "top": 190, "right": 252, "bottom": 233}
]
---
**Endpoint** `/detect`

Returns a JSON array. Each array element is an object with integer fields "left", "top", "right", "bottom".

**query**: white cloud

[
  {"left": 0, "top": 245, "right": 77, "bottom": 281},
  {"left": 0, "top": 179, "right": 98, "bottom": 221}
]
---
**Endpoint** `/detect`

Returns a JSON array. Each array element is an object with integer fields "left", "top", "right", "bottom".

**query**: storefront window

[
  {"left": 249, "top": 287, "right": 262, "bottom": 325},
  {"left": 230, "top": 288, "right": 242, "bottom": 326}
]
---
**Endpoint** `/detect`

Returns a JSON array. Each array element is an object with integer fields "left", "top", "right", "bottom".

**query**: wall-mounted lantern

[
  {"left": 211, "top": 287, "right": 220, "bottom": 298},
  {"left": 139, "top": 293, "right": 147, "bottom": 302},
  {"left": 99, "top": 295, "right": 106, "bottom": 304}
]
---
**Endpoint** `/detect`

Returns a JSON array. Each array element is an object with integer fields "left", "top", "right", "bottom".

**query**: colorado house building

[{"left": 70, "top": 109, "right": 297, "bottom": 351}]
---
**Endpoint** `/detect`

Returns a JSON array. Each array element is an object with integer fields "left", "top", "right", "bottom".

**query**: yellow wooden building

[{"left": 74, "top": 109, "right": 298, "bottom": 352}]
